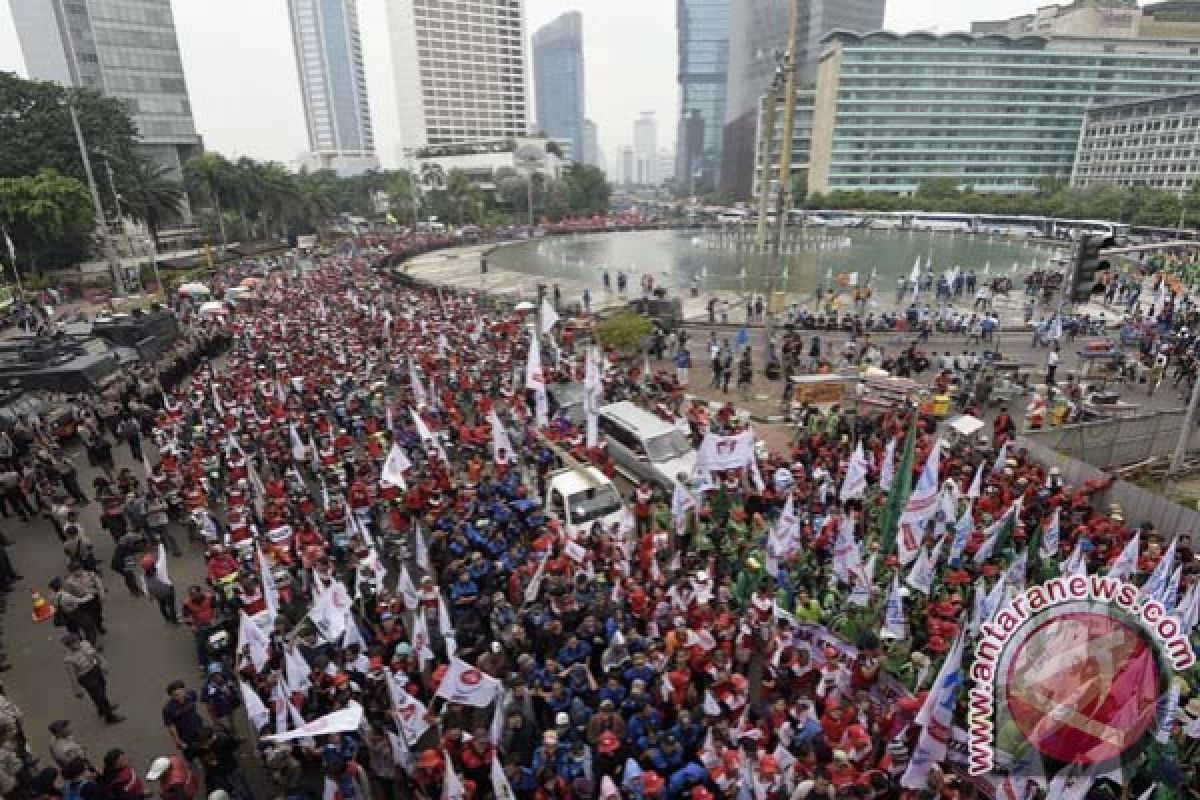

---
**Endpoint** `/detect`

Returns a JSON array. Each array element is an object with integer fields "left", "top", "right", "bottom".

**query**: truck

[{"left": 544, "top": 466, "right": 626, "bottom": 540}]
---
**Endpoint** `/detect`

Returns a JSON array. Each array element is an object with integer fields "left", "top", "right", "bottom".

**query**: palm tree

[
  {"left": 294, "top": 171, "right": 336, "bottom": 229},
  {"left": 183, "top": 152, "right": 232, "bottom": 248},
  {"left": 420, "top": 163, "right": 446, "bottom": 191},
  {"left": 121, "top": 156, "right": 184, "bottom": 245}
]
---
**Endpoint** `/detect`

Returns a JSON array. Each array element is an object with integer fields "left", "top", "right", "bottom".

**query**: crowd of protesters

[{"left": 0, "top": 246, "right": 1195, "bottom": 800}]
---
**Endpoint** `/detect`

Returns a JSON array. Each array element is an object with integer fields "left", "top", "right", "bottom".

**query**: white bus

[
  {"left": 908, "top": 212, "right": 976, "bottom": 232},
  {"left": 977, "top": 215, "right": 1048, "bottom": 238},
  {"left": 716, "top": 208, "right": 750, "bottom": 224}
]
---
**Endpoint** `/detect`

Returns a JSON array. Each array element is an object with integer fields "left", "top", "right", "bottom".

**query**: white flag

[
  {"left": 524, "top": 555, "right": 548, "bottom": 604},
  {"left": 238, "top": 611, "right": 271, "bottom": 672},
  {"left": 488, "top": 410, "right": 514, "bottom": 461},
  {"left": 905, "top": 539, "right": 940, "bottom": 595},
  {"left": 284, "top": 646, "right": 312, "bottom": 693},
  {"left": 385, "top": 671, "right": 431, "bottom": 744},
  {"left": 973, "top": 498, "right": 1021, "bottom": 565},
  {"left": 879, "top": 438, "right": 897, "bottom": 491},
  {"left": 411, "top": 410, "right": 448, "bottom": 463},
  {"left": 1143, "top": 537, "right": 1177, "bottom": 602},
  {"left": 584, "top": 346, "right": 602, "bottom": 449},
  {"left": 492, "top": 758, "right": 518, "bottom": 800},
  {"left": 381, "top": 443, "right": 412, "bottom": 488},
  {"left": 832, "top": 515, "right": 864, "bottom": 586},
  {"left": 525, "top": 332, "right": 548, "bottom": 427},
  {"left": 1040, "top": 508, "right": 1060, "bottom": 559},
  {"left": 437, "top": 593, "right": 456, "bottom": 657},
  {"left": 1062, "top": 539, "right": 1087, "bottom": 576},
  {"left": 948, "top": 500, "right": 974, "bottom": 564},
  {"left": 240, "top": 681, "right": 269, "bottom": 732},
  {"left": 444, "top": 758, "right": 467, "bottom": 800},
  {"left": 409, "top": 361, "right": 428, "bottom": 407},
  {"left": 881, "top": 576, "right": 908, "bottom": 640},
  {"left": 154, "top": 543, "right": 172, "bottom": 587},
  {"left": 289, "top": 425, "right": 306, "bottom": 462},
  {"left": 670, "top": 481, "right": 696, "bottom": 535},
  {"left": 1107, "top": 532, "right": 1140, "bottom": 582},
  {"left": 411, "top": 609, "right": 435, "bottom": 670},
  {"left": 396, "top": 564, "right": 419, "bottom": 611},
  {"left": 839, "top": 441, "right": 869, "bottom": 501},
  {"left": 991, "top": 441, "right": 1011, "bottom": 474},
  {"left": 901, "top": 633, "right": 965, "bottom": 789},
  {"left": 257, "top": 546, "right": 279, "bottom": 622},
  {"left": 414, "top": 524, "right": 431, "bottom": 572},
  {"left": 262, "top": 702, "right": 364, "bottom": 742},
  {"left": 966, "top": 462, "right": 983, "bottom": 499},
  {"left": 540, "top": 295, "right": 560, "bottom": 334},
  {"left": 436, "top": 657, "right": 502, "bottom": 708},
  {"left": 897, "top": 440, "right": 942, "bottom": 565}
]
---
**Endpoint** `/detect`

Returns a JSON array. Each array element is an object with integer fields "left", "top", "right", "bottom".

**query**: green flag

[{"left": 878, "top": 413, "right": 918, "bottom": 557}]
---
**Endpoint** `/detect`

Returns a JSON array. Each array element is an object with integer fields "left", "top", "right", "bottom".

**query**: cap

[
  {"left": 555, "top": 712, "right": 570, "bottom": 727},
  {"left": 597, "top": 731, "right": 620, "bottom": 754},
  {"left": 147, "top": 757, "right": 172, "bottom": 781},
  {"left": 642, "top": 771, "right": 664, "bottom": 795}
]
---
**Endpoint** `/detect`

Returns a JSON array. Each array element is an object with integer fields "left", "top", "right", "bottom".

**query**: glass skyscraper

[
  {"left": 809, "top": 31, "right": 1200, "bottom": 194},
  {"left": 10, "top": 0, "right": 202, "bottom": 180},
  {"left": 288, "top": 0, "right": 378, "bottom": 175},
  {"left": 676, "top": 0, "right": 730, "bottom": 191},
  {"left": 533, "top": 12, "right": 585, "bottom": 165}
]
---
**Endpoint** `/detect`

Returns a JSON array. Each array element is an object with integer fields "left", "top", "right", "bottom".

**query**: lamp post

[
  {"left": 144, "top": 237, "right": 162, "bottom": 298},
  {"left": 67, "top": 100, "right": 124, "bottom": 296}
]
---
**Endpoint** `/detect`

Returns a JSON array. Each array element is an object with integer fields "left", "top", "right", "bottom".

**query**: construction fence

[{"left": 1020, "top": 410, "right": 1198, "bottom": 471}]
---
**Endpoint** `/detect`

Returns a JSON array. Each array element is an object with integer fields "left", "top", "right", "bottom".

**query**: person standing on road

[
  {"left": 48, "top": 720, "right": 88, "bottom": 772},
  {"left": 118, "top": 415, "right": 143, "bottom": 465},
  {"left": 61, "top": 633, "right": 123, "bottom": 724},
  {"left": 673, "top": 347, "right": 691, "bottom": 387},
  {"left": 49, "top": 577, "right": 99, "bottom": 644},
  {"left": 1046, "top": 344, "right": 1060, "bottom": 386},
  {"left": 143, "top": 555, "right": 179, "bottom": 624},
  {"left": 720, "top": 346, "right": 733, "bottom": 394},
  {"left": 737, "top": 349, "right": 754, "bottom": 400},
  {"left": 162, "top": 681, "right": 207, "bottom": 755},
  {"left": 64, "top": 562, "right": 107, "bottom": 636}
]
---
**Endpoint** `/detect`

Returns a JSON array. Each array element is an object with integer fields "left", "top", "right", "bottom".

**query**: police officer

[{"left": 61, "top": 634, "right": 123, "bottom": 724}]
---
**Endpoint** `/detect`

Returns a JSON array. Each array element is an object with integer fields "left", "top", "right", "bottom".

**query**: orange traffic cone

[{"left": 30, "top": 589, "right": 54, "bottom": 623}]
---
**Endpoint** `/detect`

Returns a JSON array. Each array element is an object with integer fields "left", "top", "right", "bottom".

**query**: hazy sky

[{"left": 0, "top": 0, "right": 1092, "bottom": 169}]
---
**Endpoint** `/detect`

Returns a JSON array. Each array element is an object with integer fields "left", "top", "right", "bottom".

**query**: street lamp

[
  {"left": 515, "top": 145, "right": 546, "bottom": 227},
  {"left": 143, "top": 237, "right": 162, "bottom": 298},
  {"left": 67, "top": 98, "right": 125, "bottom": 296}
]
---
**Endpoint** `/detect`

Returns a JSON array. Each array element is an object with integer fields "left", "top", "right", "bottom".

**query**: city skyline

[{"left": 0, "top": 0, "right": 1134, "bottom": 170}]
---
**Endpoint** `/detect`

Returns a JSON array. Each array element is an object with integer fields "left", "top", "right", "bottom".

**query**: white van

[
  {"left": 597, "top": 401, "right": 697, "bottom": 491},
  {"left": 545, "top": 467, "right": 626, "bottom": 539}
]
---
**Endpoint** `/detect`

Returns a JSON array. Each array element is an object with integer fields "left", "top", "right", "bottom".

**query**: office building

[
  {"left": 10, "top": 0, "right": 203, "bottom": 180},
  {"left": 719, "top": 0, "right": 886, "bottom": 199},
  {"left": 974, "top": 1, "right": 1200, "bottom": 40},
  {"left": 386, "top": 0, "right": 529, "bottom": 150},
  {"left": 676, "top": 0, "right": 730, "bottom": 191},
  {"left": 288, "top": 0, "right": 378, "bottom": 176},
  {"left": 616, "top": 146, "right": 636, "bottom": 186},
  {"left": 634, "top": 112, "right": 658, "bottom": 185},
  {"left": 1072, "top": 92, "right": 1200, "bottom": 192},
  {"left": 580, "top": 117, "right": 600, "bottom": 169},
  {"left": 752, "top": 88, "right": 815, "bottom": 201},
  {"left": 414, "top": 136, "right": 570, "bottom": 193},
  {"left": 808, "top": 31, "right": 1200, "bottom": 195},
  {"left": 533, "top": 12, "right": 585, "bottom": 164}
]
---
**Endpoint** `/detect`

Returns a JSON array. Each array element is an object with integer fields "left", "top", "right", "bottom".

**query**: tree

[
  {"left": 184, "top": 152, "right": 234, "bottom": 245},
  {"left": 561, "top": 165, "right": 611, "bottom": 215},
  {"left": 388, "top": 170, "right": 420, "bottom": 223},
  {"left": 441, "top": 169, "right": 480, "bottom": 225},
  {"left": 594, "top": 312, "right": 654, "bottom": 356},
  {"left": 420, "top": 163, "right": 446, "bottom": 192},
  {"left": 0, "top": 169, "right": 94, "bottom": 272},
  {"left": 121, "top": 156, "right": 185, "bottom": 245}
]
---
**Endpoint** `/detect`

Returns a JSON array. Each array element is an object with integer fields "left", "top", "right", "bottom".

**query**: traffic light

[{"left": 1069, "top": 234, "right": 1115, "bottom": 304}]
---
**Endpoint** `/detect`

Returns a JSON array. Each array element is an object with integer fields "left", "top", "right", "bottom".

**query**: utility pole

[{"left": 68, "top": 101, "right": 124, "bottom": 296}]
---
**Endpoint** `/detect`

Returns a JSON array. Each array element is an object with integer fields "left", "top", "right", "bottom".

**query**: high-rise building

[
  {"left": 676, "top": 0, "right": 730, "bottom": 192},
  {"left": 752, "top": 88, "right": 815, "bottom": 201},
  {"left": 719, "top": 0, "right": 886, "bottom": 199},
  {"left": 1072, "top": 92, "right": 1200, "bottom": 192},
  {"left": 634, "top": 112, "right": 658, "bottom": 185},
  {"left": 616, "top": 146, "right": 636, "bottom": 186},
  {"left": 533, "top": 12, "right": 585, "bottom": 164},
  {"left": 582, "top": 119, "right": 603, "bottom": 171},
  {"left": 808, "top": 31, "right": 1200, "bottom": 195},
  {"left": 386, "top": 0, "right": 530, "bottom": 150},
  {"left": 10, "top": 0, "right": 203, "bottom": 180},
  {"left": 287, "top": 0, "right": 378, "bottom": 176}
]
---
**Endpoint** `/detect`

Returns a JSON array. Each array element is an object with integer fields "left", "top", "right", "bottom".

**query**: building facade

[
  {"left": 974, "top": 1, "right": 1200, "bottom": 40},
  {"left": 533, "top": 12, "right": 585, "bottom": 164},
  {"left": 719, "top": 0, "right": 886, "bottom": 198},
  {"left": 386, "top": 0, "right": 529, "bottom": 150},
  {"left": 582, "top": 119, "right": 603, "bottom": 171},
  {"left": 808, "top": 31, "right": 1200, "bottom": 195},
  {"left": 752, "top": 88, "right": 815, "bottom": 201},
  {"left": 1072, "top": 92, "right": 1200, "bottom": 191},
  {"left": 616, "top": 146, "right": 635, "bottom": 186},
  {"left": 676, "top": 0, "right": 730, "bottom": 191},
  {"left": 11, "top": 0, "right": 202, "bottom": 180},
  {"left": 287, "top": 0, "right": 378, "bottom": 176},
  {"left": 634, "top": 112, "right": 658, "bottom": 185}
]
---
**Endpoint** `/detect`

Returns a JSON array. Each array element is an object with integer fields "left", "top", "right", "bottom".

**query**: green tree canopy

[
  {"left": 594, "top": 311, "right": 654, "bottom": 355},
  {"left": 0, "top": 169, "right": 94, "bottom": 272}
]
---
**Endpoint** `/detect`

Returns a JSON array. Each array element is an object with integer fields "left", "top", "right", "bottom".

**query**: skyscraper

[
  {"left": 287, "top": 0, "right": 378, "bottom": 176},
  {"left": 10, "top": 0, "right": 203, "bottom": 180},
  {"left": 634, "top": 112, "right": 658, "bottom": 185},
  {"left": 533, "top": 12, "right": 585, "bottom": 164},
  {"left": 719, "top": 0, "right": 886, "bottom": 198},
  {"left": 676, "top": 0, "right": 730, "bottom": 192},
  {"left": 386, "top": 0, "right": 530, "bottom": 150},
  {"left": 582, "top": 119, "right": 603, "bottom": 170}
]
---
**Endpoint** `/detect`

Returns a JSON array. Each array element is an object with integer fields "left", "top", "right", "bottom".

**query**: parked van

[
  {"left": 597, "top": 401, "right": 696, "bottom": 491},
  {"left": 545, "top": 467, "right": 625, "bottom": 539}
]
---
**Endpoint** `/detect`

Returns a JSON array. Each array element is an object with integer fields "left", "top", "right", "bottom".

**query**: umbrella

[
  {"left": 198, "top": 301, "right": 228, "bottom": 316},
  {"left": 514, "top": 301, "right": 536, "bottom": 311},
  {"left": 178, "top": 282, "right": 210, "bottom": 297}
]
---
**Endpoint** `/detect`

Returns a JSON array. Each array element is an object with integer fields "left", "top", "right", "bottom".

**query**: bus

[
  {"left": 908, "top": 212, "right": 976, "bottom": 232},
  {"left": 977, "top": 215, "right": 1050, "bottom": 238},
  {"left": 716, "top": 208, "right": 750, "bottom": 224},
  {"left": 1050, "top": 218, "right": 1130, "bottom": 241},
  {"left": 805, "top": 210, "right": 866, "bottom": 227}
]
